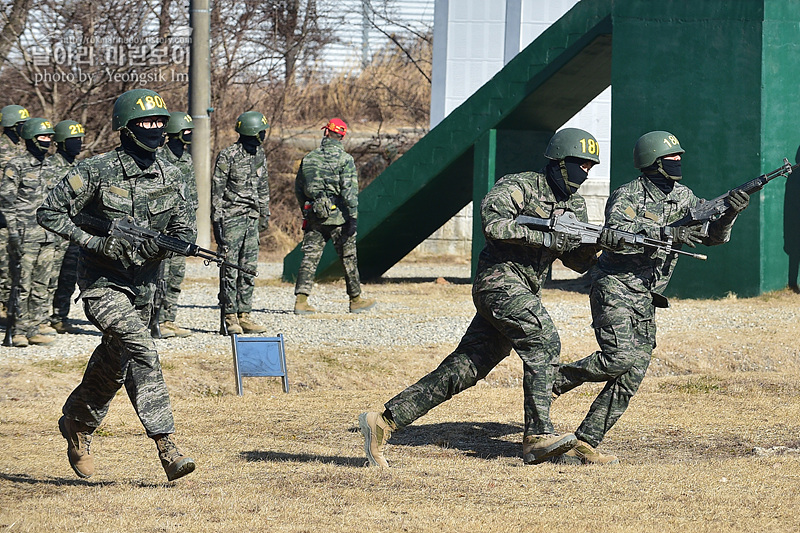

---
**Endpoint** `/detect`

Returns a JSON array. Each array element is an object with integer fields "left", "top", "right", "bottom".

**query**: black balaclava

[
  {"left": 120, "top": 123, "right": 165, "bottom": 169},
  {"left": 4, "top": 127, "right": 20, "bottom": 145},
  {"left": 25, "top": 138, "right": 50, "bottom": 162},
  {"left": 643, "top": 157, "right": 681, "bottom": 194},
  {"left": 239, "top": 134, "right": 260, "bottom": 155},
  {"left": 546, "top": 157, "right": 589, "bottom": 202},
  {"left": 167, "top": 135, "right": 185, "bottom": 158},
  {"left": 180, "top": 131, "right": 193, "bottom": 145},
  {"left": 58, "top": 138, "right": 82, "bottom": 164}
]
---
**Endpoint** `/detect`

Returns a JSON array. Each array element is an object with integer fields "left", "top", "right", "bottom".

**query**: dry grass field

[{"left": 1, "top": 260, "right": 799, "bottom": 533}]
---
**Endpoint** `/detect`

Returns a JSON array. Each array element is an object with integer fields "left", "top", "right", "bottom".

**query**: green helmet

[
  {"left": 633, "top": 131, "right": 684, "bottom": 169},
  {"left": 544, "top": 127, "right": 600, "bottom": 164},
  {"left": 112, "top": 89, "right": 169, "bottom": 131},
  {"left": 20, "top": 118, "right": 55, "bottom": 140},
  {"left": 235, "top": 111, "right": 268, "bottom": 136},
  {"left": 53, "top": 120, "right": 85, "bottom": 143},
  {"left": 1, "top": 105, "right": 30, "bottom": 127},
  {"left": 166, "top": 112, "right": 194, "bottom": 134}
]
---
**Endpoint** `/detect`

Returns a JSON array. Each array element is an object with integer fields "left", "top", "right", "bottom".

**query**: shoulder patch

[
  {"left": 68, "top": 173, "right": 85, "bottom": 192},
  {"left": 534, "top": 205, "right": 548, "bottom": 217},
  {"left": 510, "top": 189, "right": 524, "bottom": 208},
  {"left": 624, "top": 206, "right": 636, "bottom": 219}
]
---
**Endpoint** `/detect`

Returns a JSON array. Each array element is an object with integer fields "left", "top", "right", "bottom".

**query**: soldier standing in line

[
  {"left": 293, "top": 118, "right": 375, "bottom": 315},
  {"left": 0, "top": 118, "right": 58, "bottom": 347},
  {"left": 46, "top": 120, "right": 85, "bottom": 334},
  {"left": 548, "top": 131, "right": 750, "bottom": 465},
  {"left": 358, "top": 128, "right": 602, "bottom": 467},
  {"left": 155, "top": 111, "right": 197, "bottom": 338},
  {"left": 37, "top": 89, "right": 195, "bottom": 482},
  {"left": 211, "top": 111, "right": 270, "bottom": 335},
  {"left": 0, "top": 104, "right": 30, "bottom": 321}
]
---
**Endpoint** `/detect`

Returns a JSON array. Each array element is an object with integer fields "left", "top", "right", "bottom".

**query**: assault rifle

[
  {"left": 669, "top": 158, "right": 797, "bottom": 235},
  {"left": 515, "top": 211, "right": 708, "bottom": 260},
  {"left": 217, "top": 224, "right": 230, "bottom": 336},
  {"left": 74, "top": 214, "right": 257, "bottom": 276},
  {"left": 149, "top": 261, "right": 167, "bottom": 338},
  {"left": 3, "top": 225, "right": 25, "bottom": 346}
]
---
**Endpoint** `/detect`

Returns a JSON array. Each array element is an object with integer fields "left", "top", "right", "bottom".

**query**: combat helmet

[
  {"left": 235, "top": 111, "right": 268, "bottom": 136},
  {"left": 545, "top": 127, "right": 600, "bottom": 164},
  {"left": 112, "top": 88, "right": 170, "bottom": 131},
  {"left": 0, "top": 105, "right": 30, "bottom": 128},
  {"left": 166, "top": 112, "right": 194, "bottom": 134},
  {"left": 53, "top": 120, "right": 85, "bottom": 143},
  {"left": 20, "top": 118, "right": 55, "bottom": 140},
  {"left": 633, "top": 131, "right": 684, "bottom": 169}
]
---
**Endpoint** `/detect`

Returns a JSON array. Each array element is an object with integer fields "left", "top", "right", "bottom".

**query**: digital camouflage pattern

[
  {"left": 553, "top": 175, "right": 738, "bottom": 447},
  {"left": 37, "top": 148, "right": 192, "bottom": 435},
  {"left": 294, "top": 136, "right": 361, "bottom": 296},
  {"left": 0, "top": 151, "right": 57, "bottom": 336},
  {"left": 0, "top": 132, "right": 26, "bottom": 304},
  {"left": 211, "top": 142, "right": 268, "bottom": 313},
  {"left": 386, "top": 170, "right": 597, "bottom": 438},
  {"left": 157, "top": 145, "right": 197, "bottom": 322}
]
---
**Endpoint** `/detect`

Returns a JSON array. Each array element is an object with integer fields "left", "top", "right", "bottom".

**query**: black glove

[
  {"left": 86, "top": 235, "right": 126, "bottom": 261},
  {"left": 259, "top": 215, "right": 270, "bottom": 232},
  {"left": 662, "top": 226, "right": 704, "bottom": 248},
  {"left": 212, "top": 221, "right": 227, "bottom": 249},
  {"left": 543, "top": 231, "right": 582, "bottom": 254},
  {"left": 728, "top": 190, "right": 749, "bottom": 213},
  {"left": 599, "top": 228, "right": 626, "bottom": 251},
  {"left": 138, "top": 237, "right": 163, "bottom": 261},
  {"left": 342, "top": 217, "right": 357, "bottom": 238},
  {"left": 8, "top": 233, "right": 22, "bottom": 259}
]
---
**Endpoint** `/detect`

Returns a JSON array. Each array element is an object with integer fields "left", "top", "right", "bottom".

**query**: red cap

[{"left": 323, "top": 118, "right": 347, "bottom": 137}]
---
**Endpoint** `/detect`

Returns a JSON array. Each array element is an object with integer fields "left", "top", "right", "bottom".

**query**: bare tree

[{"left": 0, "top": 0, "right": 33, "bottom": 71}]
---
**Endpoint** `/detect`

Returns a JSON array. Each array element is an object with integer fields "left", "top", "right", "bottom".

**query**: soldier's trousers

[
  {"left": 385, "top": 284, "right": 561, "bottom": 437},
  {"left": 49, "top": 239, "right": 78, "bottom": 322},
  {"left": 63, "top": 287, "right": 175, "bottom": 436},
  {"left": 552, "top": 286, "right": 656, "bottom": 448},
  {"left": 0, "top": 227, "right": 8, "bottom": 305},
  {"left": 12, "top": 240, "right": 55, "bottom": 336},
  {"left": 295, "top": 222, "right": 361, "bottom": 298},
  {"left": 218, "top": 214, "right": 258, "bottom": 314},
  {"left": 158, "top": 253, "right": 187, "bottom": 323}
]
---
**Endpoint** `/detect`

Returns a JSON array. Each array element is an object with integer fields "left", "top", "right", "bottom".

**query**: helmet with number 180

[
  {"left": 112, "top": 89, "right": 170, "bottom": 131},
  {"left": 544, "top": 127, "right": 600, "bottom": 164},
  {"left": 633, "top": 131, "right": 684, "bottom": 169}
]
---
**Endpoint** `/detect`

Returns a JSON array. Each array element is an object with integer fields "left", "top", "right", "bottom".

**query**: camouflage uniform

[
  {"left": 211, "top": 142, "right": 268, "bottom": 314},
  {"left": 42, "top": 151, "right": 78, "bottom": 325},
  {"left": 0, "top": 133, "right": 26, "bottom": 307},
  {"left": 553, "top": 176, "right": 737, "bottom": 447},
  {"left": 294, "top": 136, "right": 362, "bottom": 297},
  {"left": 0, "top": 151, "right": 57, "bottom": 337},
  {"left": 36, "top": 148, "right": 192, "bottom": 436},
  {"left": 385, "top": 171, "right": 597, "bottom": 438},
  {"left": 156, "top": 145, "right": 197, "bottom": 323}
]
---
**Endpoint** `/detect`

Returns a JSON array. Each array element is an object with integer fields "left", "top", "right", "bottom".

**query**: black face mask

[
  {"left": 4, "top": 128, "right": 20, "bottom": 144},
  {"left": 121, "top": 129, "right": 158, "bottom": 170},
  {"left": 127, "top": 123, "right": 166, "bottom": 152},
  {"left": 545, "top": 160, "right": 570, "bottom": 202},
  {"left": 167, "top": 135, "right": 185, "bottom": 158},
  {"left": 15, "top": 122, "right": 25, "bottom": 138},
  {"left": 25, "top": 138, "right": 49, "bottom": 162},
  {"left": 660, "top": 158, "right": 682, "bottom": 180},
  {"left": 258, "top": 130, "right": 266, "bottom": 142},
  {"left": 643, "top": 158, "right": 681, "bottom": 194},
  {"left": 61, "top": 137, "right": 82, "bottom": 158},
  {"left": 239, "top": 135, "right": 260, "bottom": 155},
  {"left": 180, "top": 131, "right": 193, "bottom": 145},
  {"left": 563, "top": 156, "right": 589, "bottom": 193}
]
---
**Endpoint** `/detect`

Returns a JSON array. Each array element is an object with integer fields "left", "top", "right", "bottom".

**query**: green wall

[{"left": 611, "top": 0, "right": 800, "bottom": 297}]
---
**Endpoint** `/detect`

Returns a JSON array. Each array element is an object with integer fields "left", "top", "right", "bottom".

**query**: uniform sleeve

[
  {"left": 258, "top": 151, "right": 270, "bottom": 218},
  {"left": 211, "top": 149, "right": 228, "bottom": 222},
  {"left": 480, "top": 177, "right": 548, "bottom": 247},
  {"left": 0, "top": 163, "right": 21, "bottom": 236},
  {"left": 295, "top": 162, "right": 309, "bottom": 210},
  {"left": 340, "top": 156, "right": 359, "bottom": 220},
  {"left": 37, "top": 164, "right": 98, "bottom": 247}
]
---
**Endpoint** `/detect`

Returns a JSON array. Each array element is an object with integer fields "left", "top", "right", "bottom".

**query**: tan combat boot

[
  {"left": 238, "top": 312, "right": 267, "bottom": 333},
  {"left": 555, "top": 439, "right": 619, "bottom": 465},
  {"left": 293, "top": 293, "right": 316, "bottom": 315},
  {"left": 58, "top": 416, "right": 94, "bottom": 478},
  {"left": 358, "top": 412, "right": 395, "bottom": 468},
  {"left": 224, "top": 313, "right": 243, "bottom": 335},
  {"left": 11, "top": 334, "right": 28, "bottom": 347},
  {"left": 349, "top": 295, "right": 376, "bottom": 313},
  {"left": 522, "top": 433, "right": 577, "bottom": 464},
  {"left": 51, "top": 319, "right": 77, "bottom": 334},
  {"left": 154, "top": 434, "right": 196, "bottom": 481},
  {"left": 38, "top": 323, "right": 57, "bottom": 336},
  {"left": 28, "top": 332, "right": 56, "bottom": 345},
  {"left": 161, "top": 321, "right": 192, "bottom": 337}
]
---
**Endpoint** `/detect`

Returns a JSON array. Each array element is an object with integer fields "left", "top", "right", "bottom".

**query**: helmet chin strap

[
  {"left": 654, "top": 159, "right": 681, "bottom": 181},
  {"left": 122, "top": 126, "right": 161, "bottom": 152},
  {"left": 560, "top": 160, "right": 582, "bottom": 191}
]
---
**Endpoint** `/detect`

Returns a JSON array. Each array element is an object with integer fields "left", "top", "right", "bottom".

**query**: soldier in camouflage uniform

[
  {"left": 549, "top": 131, "right": 750, "bottom": 465},
  {"left": 45, "top": 120, "right": 85, "bottom": 334},
  {"left": 293, "top": 118, "right": 375, "bottom": 314},
  {"left": 155, "top": 112, "right": 197, "bottom": 338},
  {"left": 358, "top": 128, "right": 603, "bottom": 467},
  {"left": 37, "top": 89, "right": 195, "bottom": 482},
  {"left": 211, "top": 111, "right": 270, "bottom": 335},
  {"left": 0, "top": 104, "right": 30, "bottom": 321},
  {"left": 0, "top": 118, "right": 58, "bottom": 347}
]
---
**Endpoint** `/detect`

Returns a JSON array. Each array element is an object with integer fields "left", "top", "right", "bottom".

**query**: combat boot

[
  {"left": 58, "top": 416, "right": 94, "bottom": 478},
  {"left": 238, "top": 312, "right": 267, "bottom": 333},
  {"left": 28, "top": 332, "right": 56, "bottom": 345},
  {"left": 38, "top": 323, "right": 57, "bottom": 336},
  {"left": 293, "top": 294, "right": 316, "bottom": 315},
  {"left": 51, "top": 318, "right": 77, "bottom": 334},
  {"left": 358, "top": 411, "right": 395, "bottom": 468},
  {"left": 224, "top": 313, "right": 244, "bottom": 335},
  {"left": 552, "top": 439, "right": 619, "bottom": 466},
  {"left": 161, "top": 321, "right": 192, "bottom": 338},
  {"left": 11, "top": 334, "right": 28, "bottom": 347},
  {"left": 349, "top": 295, "right": 376, "bottom": 314},
  {"left": 153, "top": 434, "right": 196, "bottom": 481},
  {"left": 522, "top": 433, "right": 577, "bottom": 464}
]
